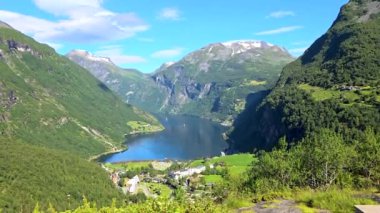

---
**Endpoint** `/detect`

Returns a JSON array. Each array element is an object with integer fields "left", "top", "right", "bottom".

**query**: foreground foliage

[
  {"left": 0, "top": 141, "right": 122, "bottom": 212},
  {"left": 31, "top": 197, "right": 226, "bottom": 213},
  {"left": 247, "top": 129, "right": 380, "bottom": 193}
]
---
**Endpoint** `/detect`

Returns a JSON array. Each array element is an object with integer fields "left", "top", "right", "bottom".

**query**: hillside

[
  {"left": 228, "top": 0, "right": 380, "bottom": 152},
  {"left": 0, "top": 140, "right": 123, "bottom": 212},
  {"left": 66, "top": 50, "right": 166, "bottom": 113},
  {"left": 152, "top": 41, "right": 294, "bottom": 124},
  {"left": 0, "top": 24, "right": 163, "bottom": 158}
]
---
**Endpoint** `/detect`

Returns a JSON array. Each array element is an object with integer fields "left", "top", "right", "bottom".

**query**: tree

[
  {"left": 299, "top": 129, "right": 354, "bottom": 188},
  {"left": 354, "top": 128, "right": 380, "bottom": 187}
]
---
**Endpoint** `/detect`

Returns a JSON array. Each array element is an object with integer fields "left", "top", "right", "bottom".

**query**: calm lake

[{"left": 103, "top": 115, "right": 229, "bottom": 163}]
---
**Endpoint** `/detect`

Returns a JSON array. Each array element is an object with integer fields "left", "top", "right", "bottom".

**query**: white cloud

[
  {"left": 95, "top": 45, "right": 147, "bottom": 64},
  {"left": 33, "top": 0, "right": 102, "bottom": 17},
  {"left": 151, "top": 48, "right": 183, "bottom": 59},
  {"left": 255, "top": 26, "right": 303, "bottom": 35},
  {"left": 0, "top": 0, "right": 149, "bottom": 44},
  {"left": 289, "top": 47, "right": 308, "bottom": 56},
  {"left": 157, "top": 8, "right": 182, "bottom": 21},
  {"left": 267, "top": 11, "right": 295, "bottom": 18}
]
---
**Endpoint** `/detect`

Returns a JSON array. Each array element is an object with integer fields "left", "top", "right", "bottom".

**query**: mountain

[
  {"left": 68, "top": 41, "right": 293, "bottom": 124},
  {"left": 0, "top": 23, "right": 162, "bottom": 158},
  {"left": 152, "top": 40, "right": 294, "bottom": 124},
  {"left": 0, "top": 21, "right": 167, "bottom": 212},
  {"left": 228, "top": 0, "right": 380, "bottom": 152},
  {"left": 66, "top": 50, "right": 166, "bottom": 113}
]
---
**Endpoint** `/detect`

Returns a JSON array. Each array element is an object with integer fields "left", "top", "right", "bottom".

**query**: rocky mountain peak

[
  {"left": 183, "top": 40, "right": 291, "bottom": 63},
  {"left": 67, "top": 50, "right": 113, "bottom": 65},
  {"left": 221, "top": 40, "right": 271, "bottom": 49},
  {"left": 216, "top": 40, "right": 287, "bottom": 53}
]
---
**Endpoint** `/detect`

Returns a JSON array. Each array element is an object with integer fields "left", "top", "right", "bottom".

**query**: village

[
  {"left": 103, "top": 161, "right": 213, "bottom": 198},
  {"left": 101, "top": 153, "right": 254, "bottom": 200}
]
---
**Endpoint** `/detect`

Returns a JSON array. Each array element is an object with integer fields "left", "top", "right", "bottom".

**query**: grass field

[
  {"left": 203, "top": 175, "right": 224, "bottom": 184},
  {"left": 127, "top": 121, "right": 164, "bottom": 134},
  {"left": 104, "top": 161, "right": 151, "bottom": 171},
  {"left": 209, "top": 154, "right": 255, "bottom": 166},
  {"left": 144, "top": 183, "right": 172, "bottom": 198},
  {"left": 292, "top": 188, "right": 377, "bottom": 212},
  {"left": 190, "top": 154, "right": 255, "bottom": 177},
  {"left": 298, "top": 84, "right": 360, "bottom": 102}
]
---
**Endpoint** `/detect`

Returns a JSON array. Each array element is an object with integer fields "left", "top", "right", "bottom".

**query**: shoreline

[
  {"left": 107, "top": 159, "right": 177, "bottom": 164},
  {"left": 89, "top": 126, "right": 165, "bottom": 162},
  {"left": 88, "top": 147, "right": 126, "bottom": 162}
]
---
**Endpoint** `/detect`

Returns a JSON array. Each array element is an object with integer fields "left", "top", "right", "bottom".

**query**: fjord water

[{"left": 103, "top": 115, "right": 229, "bottom": 162}]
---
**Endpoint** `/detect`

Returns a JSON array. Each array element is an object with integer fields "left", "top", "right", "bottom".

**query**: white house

[
  {"left": 170, "top": 166, "right": 206, "bottom": 180},
  {"left": 126, "top": 175, "right": 140, "bottom": 194}
]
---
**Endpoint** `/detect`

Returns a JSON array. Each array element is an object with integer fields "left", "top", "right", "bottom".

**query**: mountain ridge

[
  {"left": 68, "top": 40, "right": 294, "bottom": 124},
  {"left": 228, "top": 0, "right": 380, "bottom": 152},
  {"left": 0, "top": 23, "right": 162, "bottom": 158}
]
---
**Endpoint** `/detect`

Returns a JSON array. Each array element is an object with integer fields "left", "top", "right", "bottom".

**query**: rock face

[
  {"left": 152, "top": 40, "right": 294, "bottom": 123},
  {"left": 228, "top": 0, "right": 380, "bottom": 152}
]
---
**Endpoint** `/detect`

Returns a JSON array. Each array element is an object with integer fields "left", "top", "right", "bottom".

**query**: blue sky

[{"left": 0, "top": 0, "right": 348, "bottom": 73}]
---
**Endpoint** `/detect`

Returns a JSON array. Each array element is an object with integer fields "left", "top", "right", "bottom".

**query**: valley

[{"left": 0, "top": 0, "right": 380, "bottom": 212}]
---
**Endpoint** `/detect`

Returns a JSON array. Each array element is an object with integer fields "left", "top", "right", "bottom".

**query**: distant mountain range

[{"left": 68, "top": 40, "right": 294, "bottom": 124}]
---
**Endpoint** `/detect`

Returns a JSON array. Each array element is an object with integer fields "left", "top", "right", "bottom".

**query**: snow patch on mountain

[{"left": 68, "top": 50, "right": 113, "bottom": 64}]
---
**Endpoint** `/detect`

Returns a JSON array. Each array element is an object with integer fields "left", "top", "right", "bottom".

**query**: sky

[{"left": 0, "top": 0, "right": 348, "bottom": 73}]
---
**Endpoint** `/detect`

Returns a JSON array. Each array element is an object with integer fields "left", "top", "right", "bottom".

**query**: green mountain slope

[
  {"left": 0, "top": 25, "right": 162, "bottom": 158},
  {"left": 0, "top": 140, "right": 122, "bottom": 212},
  {"left": 228, "top": 0, "right": 380, "bottom": 152},
  {"left": 152, "top": 41, "right": 294, "bottom": 124},
  {"left": 66, "top": 50, "right": 166, "bottom": 113}
]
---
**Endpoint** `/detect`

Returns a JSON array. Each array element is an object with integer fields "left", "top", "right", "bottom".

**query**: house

[
  {"left": 110, "top": 172, "right": 120, "bottom": 185},
  {"left": 340, "top": 85, "right": 360, "bottom": 91},
  {"left": 170, "top": 166, "right": 206, "bottom": 180},
  {"left": 126, "top": 175, "right": 140, "bottom": 194}
]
